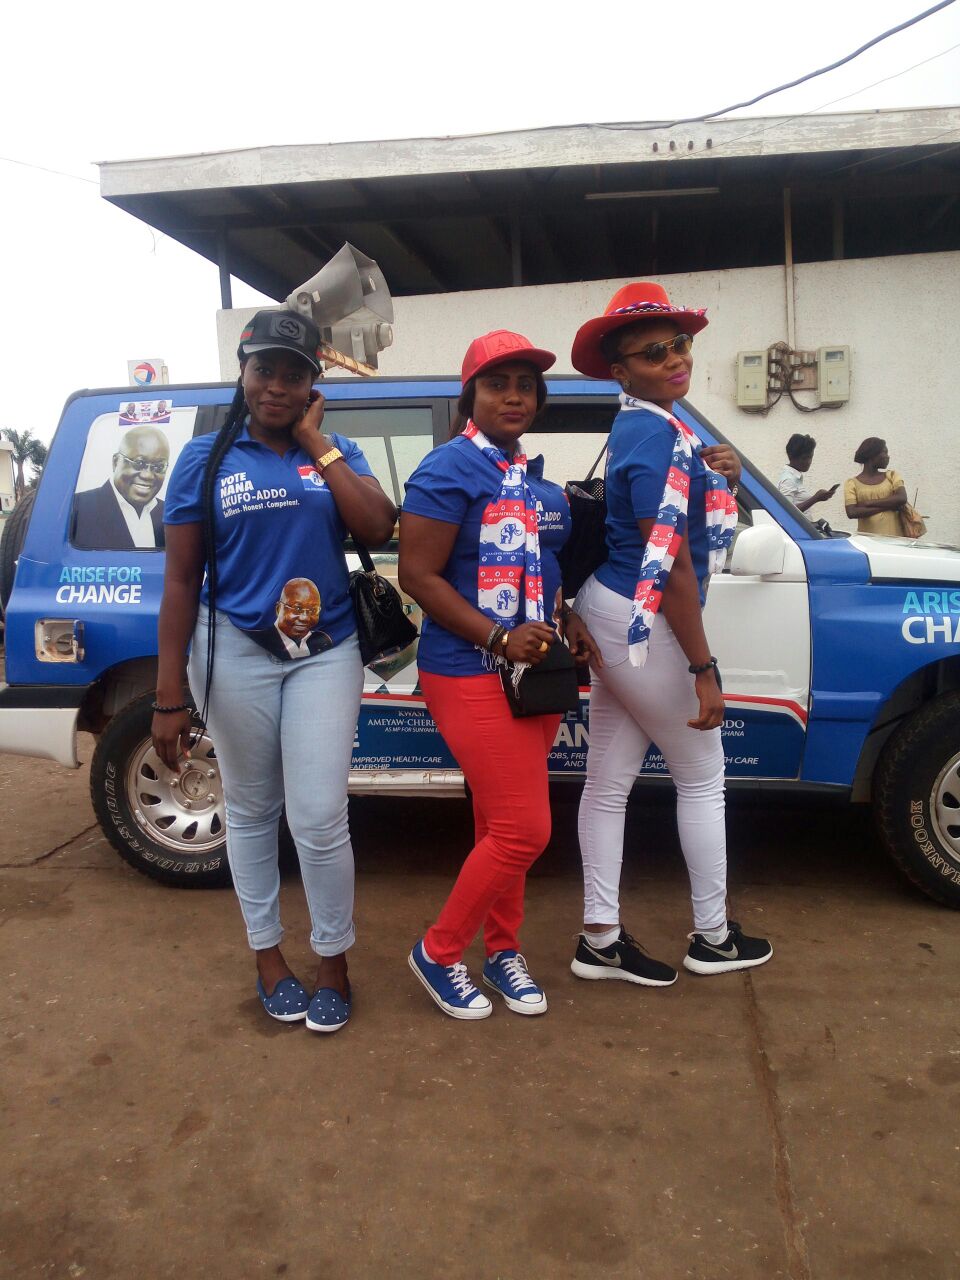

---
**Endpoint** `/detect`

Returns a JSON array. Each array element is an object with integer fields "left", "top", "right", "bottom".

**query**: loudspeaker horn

[{"left": 286, "top": 243, "right": 394, "bottom": 376}]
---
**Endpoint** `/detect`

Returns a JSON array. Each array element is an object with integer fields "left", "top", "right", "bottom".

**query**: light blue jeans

[{"left": 188, "top": 608, "right": 364, "bottom": 956}]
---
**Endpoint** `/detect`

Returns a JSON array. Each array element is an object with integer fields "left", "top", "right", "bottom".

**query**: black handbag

[
  {"left": 499, "top": 639, "right": 581, "bottom": 718},
  {"left": 558, "top": 441, "right": 609, "bottom": 599},
  {"left": 349, "top": 543, "right": 419, "bottom": 666}
]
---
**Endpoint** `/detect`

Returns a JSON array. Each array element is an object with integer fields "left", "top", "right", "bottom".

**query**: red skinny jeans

[{"left": 419, "top": 671, "right": 561, "bottom": 966}]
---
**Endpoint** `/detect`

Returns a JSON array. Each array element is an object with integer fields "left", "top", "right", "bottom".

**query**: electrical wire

[
  {"left": 697, "top": 40, "right": 960, "bottom": 160},
  {"left": 826, "top": 125, "right": 960, "bottom": 173},
  {"left": 596, "top": 0, "right": 958, "bottom": 132},
  {"left": 0, "top": 154, "right": 98, "bottom": 185}
]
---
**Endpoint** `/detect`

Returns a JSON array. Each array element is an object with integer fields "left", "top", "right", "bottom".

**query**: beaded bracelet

[
  {"left": 688, "top": 658, "right": 722, "bottom": 691},
  {"left": 152, "top": 701, "right": 192, "bottom": 714}
]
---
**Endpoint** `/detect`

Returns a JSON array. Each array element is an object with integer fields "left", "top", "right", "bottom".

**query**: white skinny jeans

[{"left": 575, "top": 576, "right": 728, "bottom": 933}]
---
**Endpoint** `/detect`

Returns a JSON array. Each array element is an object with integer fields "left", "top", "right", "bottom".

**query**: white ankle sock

[
  {"left": 698, "top": 925, "right": 729, "bottom": 945},
  {"left": 584, "top": 925, "right": 620, "bottom": 950},
  {"left": 421, "top": 941, "right": 437, "bottom": 964}
]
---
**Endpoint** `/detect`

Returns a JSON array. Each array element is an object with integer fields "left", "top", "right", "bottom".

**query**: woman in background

[
  {"left": 778, "top": 433, "right": 837, "bottom": 514},
  {"left": 844, "top": 438, "right": 908, "bottom": 536}
]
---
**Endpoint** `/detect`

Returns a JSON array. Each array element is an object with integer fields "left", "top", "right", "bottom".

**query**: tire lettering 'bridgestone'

[{"left": 875, "top": 694, "right": 960, "bottom": 908}]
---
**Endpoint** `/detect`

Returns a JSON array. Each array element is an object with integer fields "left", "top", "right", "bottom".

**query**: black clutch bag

[
  {"left": 558, "top": 442, "right": 609, "bottom": 599},
  {"left": 349, "top": 543, "right": 419, "bottom": 666},
  {"left": 499, "top": 639, "right": 581, "bottom": 718}
]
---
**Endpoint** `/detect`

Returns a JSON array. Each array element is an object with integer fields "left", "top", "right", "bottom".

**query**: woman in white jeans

[
  {"left": 568, "top": 283, "right": 773, "bottom": 985},
  {"left": 152, "top": 309, "right": 396, "bottom": 1032}
]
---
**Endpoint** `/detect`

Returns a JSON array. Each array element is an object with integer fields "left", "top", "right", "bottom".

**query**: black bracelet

[
  {"left": 152, "top": 701, "right": 192, "bottom": 714},
  {"left": 485, "top": 624, "right": 506, "bottom": 653},
  {"left": 688, "top": 658, "right": 722, "bottom": 691}
]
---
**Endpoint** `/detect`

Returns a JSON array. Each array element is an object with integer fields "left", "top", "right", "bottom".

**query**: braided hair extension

[{"left": 196, "top": 378, "right": 246, "bottom": 729}]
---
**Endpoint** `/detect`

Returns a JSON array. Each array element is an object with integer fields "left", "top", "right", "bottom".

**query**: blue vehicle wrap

[{"left": 3, "top": 378, "right": 959, "bottom": 902}]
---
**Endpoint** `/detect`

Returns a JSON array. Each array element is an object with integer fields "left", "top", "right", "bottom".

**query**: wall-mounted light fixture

[{"left": 585, "top": 187, "right": 721, "bottom": 201}]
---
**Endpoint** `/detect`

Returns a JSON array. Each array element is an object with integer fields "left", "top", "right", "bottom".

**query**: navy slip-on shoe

[
  {"left": 257, "top": 976, "right": 311, "bottom": 1022},
  {"left": 305, "top": 982, "right": 352, "bottom": 1033}
]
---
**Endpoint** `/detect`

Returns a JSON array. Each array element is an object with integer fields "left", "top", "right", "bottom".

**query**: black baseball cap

[{"left": 237, "top": 309, "right": 324, "bottom": 375}]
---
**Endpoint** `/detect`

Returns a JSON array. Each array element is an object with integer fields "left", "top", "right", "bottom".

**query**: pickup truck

[{"left": 2, "top": 378, "right": 958, "bottom": 908}]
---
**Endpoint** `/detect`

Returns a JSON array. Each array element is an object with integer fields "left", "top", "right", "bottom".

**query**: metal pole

[
  {"left": 217, "top": 229, "right": 233, "bottom": 310},
  {"left": 783, "top": 188, "right": 796, "bottom": 350},
  {"left": 509, "top": 206, "right": 522, "bottom": 287},
  {"left": 832, "top": 196, "right": 845, "bottom": 260}
]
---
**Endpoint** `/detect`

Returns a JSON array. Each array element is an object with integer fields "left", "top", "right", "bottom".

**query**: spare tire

[{"left": 0, "top": 489, "right": 36, "bottom": 611}]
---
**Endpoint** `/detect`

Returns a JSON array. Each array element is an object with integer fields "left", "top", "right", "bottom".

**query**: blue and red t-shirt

[
  {"left": 596, "top": 405, "right": 711, "bottom": 605},
  {"left": 164, "top": 425, "right": 373, "bottom": 654},
  {"left": 402, "top": 435, "right": 571, "bottom": 676}
]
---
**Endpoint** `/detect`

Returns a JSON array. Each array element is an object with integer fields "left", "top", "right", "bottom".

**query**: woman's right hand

[
  {"left": 505, "top": 622, "right": 557, "bottom": 666},
  {"left": 152, "top": 710, "right": 194, "bottom": 773},
  {"left": 688, "top": 670, "right": 725, "bottom": 731}
]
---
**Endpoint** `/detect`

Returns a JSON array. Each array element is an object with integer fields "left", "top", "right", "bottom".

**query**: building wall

[
  {"left": 0, "top": 442, "right": 15, "bottom": 514},
  {"left": 218, "top": 250, "right": 960, "bottom": 544}
]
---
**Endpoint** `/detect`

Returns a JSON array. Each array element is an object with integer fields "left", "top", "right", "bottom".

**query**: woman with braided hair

[{"left": 153, "top": 310, "right": 396, "bottom": 1032}]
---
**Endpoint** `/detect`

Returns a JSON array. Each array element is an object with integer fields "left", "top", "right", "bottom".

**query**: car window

[{"left": 321, "top": 406, "right": 434, "bottom": 506}]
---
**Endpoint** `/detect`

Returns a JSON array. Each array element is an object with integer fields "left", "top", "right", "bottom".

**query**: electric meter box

[
  {"left": 736, "top": 350, "right": 768, "bottom": 408},
  {"left": 818, "top": 346, "right": 850, "bottom": 405}
]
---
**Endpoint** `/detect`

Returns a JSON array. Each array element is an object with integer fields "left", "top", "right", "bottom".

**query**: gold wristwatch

[{"left": 316, "top": 447, "right": 344, "bottom": 473}]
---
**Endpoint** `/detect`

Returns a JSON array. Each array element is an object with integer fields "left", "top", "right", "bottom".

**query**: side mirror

[{"left": 730, "top": 525, "right": 805, "bottom": 579}]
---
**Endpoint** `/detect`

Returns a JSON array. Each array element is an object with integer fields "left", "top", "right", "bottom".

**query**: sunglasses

[
  {"left": 116, "top": 452, "right": 168, "bottom": 476},
  {"left": 619, "top": 333, "right": 694, "bottom": 366}
]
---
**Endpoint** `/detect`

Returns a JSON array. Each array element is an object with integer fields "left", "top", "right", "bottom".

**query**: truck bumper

[{"left": 0, "top": 684, "right": 85, "bottom": 768}]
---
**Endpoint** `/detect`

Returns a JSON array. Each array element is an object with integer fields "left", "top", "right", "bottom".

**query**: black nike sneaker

[
  {"left": 683, "top": 920, "right": 773, "bottom": 975},
  {"left": 570, "top": 928, "right": 678, "bottom": 987}
]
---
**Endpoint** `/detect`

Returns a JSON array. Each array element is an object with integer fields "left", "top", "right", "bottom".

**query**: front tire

[
  {"left": 874, "top": 693, "right": 960, "bottom": 909},
  {"left": 90, "top": 693, "right": 230, "bottom": 888}
]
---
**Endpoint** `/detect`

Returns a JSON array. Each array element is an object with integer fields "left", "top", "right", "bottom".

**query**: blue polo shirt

[
  {"left": 164, "top": 425, "right": 373, "bottom": 646},
  {"left": 596, "top": 405, "right": 711, "bottom": 605},
  {"left": 403, "top": 435, "right": 571, "bottom": 676}
]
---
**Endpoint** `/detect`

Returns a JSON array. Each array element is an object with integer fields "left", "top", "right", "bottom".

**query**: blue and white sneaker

[
  {"left": 482, "top": 950, "right": 547, "bottom": 1016},
  {"left": 408, "top": 939, "right": 492, "bottom": 1020}
]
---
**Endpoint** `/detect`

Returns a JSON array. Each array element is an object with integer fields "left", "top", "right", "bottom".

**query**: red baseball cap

[
  {"left": 461, "top": 330, "right": 556, "bottom": 385},
  {"left": 571, "top": 283, "right": 708, "bottom": 380}
]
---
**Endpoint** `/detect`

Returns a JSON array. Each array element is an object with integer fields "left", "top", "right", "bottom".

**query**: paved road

[{"left": 1, "top": 738, "right": 958, "bottom": 1279}]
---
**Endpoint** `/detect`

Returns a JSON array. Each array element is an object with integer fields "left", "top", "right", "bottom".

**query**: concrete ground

[{"left": 1, "top": 738, "right": 959, "bottom": 1280}]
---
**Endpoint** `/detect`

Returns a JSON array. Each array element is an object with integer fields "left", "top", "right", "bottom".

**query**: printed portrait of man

[
  {"left": 264, "top": 577, "right": 333, "bottom": 660},
  {"left": 73, "top": 426, "right": 170, "bottom": 551}
]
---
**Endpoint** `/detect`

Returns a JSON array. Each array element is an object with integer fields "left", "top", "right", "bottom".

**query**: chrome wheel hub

[{"left": 126, "top": 729, "right": 225, "bottom": 854}]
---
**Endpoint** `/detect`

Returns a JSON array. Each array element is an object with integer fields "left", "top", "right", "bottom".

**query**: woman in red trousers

[{"left": 399, "top": 330, "right": 600, "bottom": 1019}]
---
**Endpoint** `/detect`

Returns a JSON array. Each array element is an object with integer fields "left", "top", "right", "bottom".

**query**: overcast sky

[{"left": 2, "top": 0, "right": 958, "bottom": 444}]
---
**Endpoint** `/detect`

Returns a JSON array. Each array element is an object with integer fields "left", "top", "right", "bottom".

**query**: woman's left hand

[
  {"left": 562, "top": 610, "right": 603, "bottom": 670},
  {"left": 699, "top": 443, "right": 741, "bottom": 485},
  {"left": 292, "top": 390, "right": 333, "bottom": 462}
]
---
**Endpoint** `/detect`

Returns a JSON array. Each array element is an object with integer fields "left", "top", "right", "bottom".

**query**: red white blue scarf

[
  {"left": 463, "top": 422, "right": 545, "bottom": 629},
  {"left": 620, "top": 395, "right": 738, "bottom": 667}
]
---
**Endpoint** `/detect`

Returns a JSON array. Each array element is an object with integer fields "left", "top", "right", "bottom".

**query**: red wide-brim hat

[{"left": 571, "top": 283, "right": 708, "bottom": 380}]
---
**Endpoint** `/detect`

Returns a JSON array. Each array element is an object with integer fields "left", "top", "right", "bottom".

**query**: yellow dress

[{"left": 843, "top": 470, "right": 905, "bottom": 536}]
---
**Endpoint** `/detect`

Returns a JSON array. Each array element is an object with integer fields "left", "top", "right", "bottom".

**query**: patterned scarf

[
  {"left": 463, "top": 421, "right": 545, "bottom": 630},
  {"left": 619, "top": 395, "right": 738, "bottom": 667}
]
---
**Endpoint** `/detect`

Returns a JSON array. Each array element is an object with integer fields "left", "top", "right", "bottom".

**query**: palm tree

[
  {"left": 1, "top": 429, "right": 40, "bottom": 502},
  {"left": 26, "top": 439, "right": 48, "bottom": 490}
]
